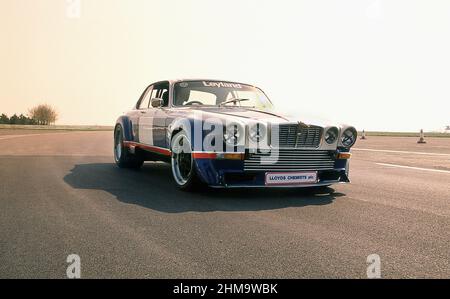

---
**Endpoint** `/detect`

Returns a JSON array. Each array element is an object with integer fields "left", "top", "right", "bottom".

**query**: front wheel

[
  {"left": 170, "top": 131, "right": 201, "bottom": 191},
  {"left": 114, "top": 125, "right": 144, "bottom": 169}
]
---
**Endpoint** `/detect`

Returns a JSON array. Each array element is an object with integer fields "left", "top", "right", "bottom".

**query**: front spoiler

[
  {"left": 210, "top": 178, "right": 351, "bottom": 189},
  {"left": 211, "top": 180, "right": 349, "bottom": 189}
]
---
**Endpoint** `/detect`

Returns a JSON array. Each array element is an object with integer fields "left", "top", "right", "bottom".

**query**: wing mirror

[{"left": 151, "top": 98, "right": 163, "bottom": 108}]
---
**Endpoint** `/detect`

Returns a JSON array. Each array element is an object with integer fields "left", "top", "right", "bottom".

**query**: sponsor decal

[
  {"left": 265, "top": 172, "right": 317, "bottom": 185},
  {"left": 202, "top": 81, "right": 243, "bottom": 89}
]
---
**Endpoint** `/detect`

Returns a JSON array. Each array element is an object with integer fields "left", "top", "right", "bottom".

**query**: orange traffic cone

[{"left": 417, "top": 129, "right": 426, "bottom": 144}]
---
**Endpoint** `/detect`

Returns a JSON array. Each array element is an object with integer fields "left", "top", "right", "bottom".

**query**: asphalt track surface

[{"left": 0, "top": 130, "right": 449, "bottom": 278}]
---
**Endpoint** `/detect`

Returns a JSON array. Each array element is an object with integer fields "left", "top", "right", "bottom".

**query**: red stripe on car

[
  {"left": 192, "top": 152, "right": 217, "bottom": 159},
  {"left": 123, "top": 141, "right": 171, "bottom": 156}
]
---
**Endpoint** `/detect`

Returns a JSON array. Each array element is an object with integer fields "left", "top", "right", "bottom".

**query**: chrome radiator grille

[
  {"left": 244, "top": 150, "right": 335, "bottom": 172},
  {"left": 274, "top": 124, "right": 323, "bottom": 148}
]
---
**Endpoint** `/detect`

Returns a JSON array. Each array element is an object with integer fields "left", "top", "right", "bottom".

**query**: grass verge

[
  {"left": 0, "top": 124, "right": 114, "bottom": 131},
  {"left": 360, "top": 131, "right": 450, "bottom": 138}
]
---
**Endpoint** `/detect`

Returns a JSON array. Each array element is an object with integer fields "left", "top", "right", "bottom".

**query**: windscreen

[{"left": 173, "top": 81, "right": 274, "bottom": 110}]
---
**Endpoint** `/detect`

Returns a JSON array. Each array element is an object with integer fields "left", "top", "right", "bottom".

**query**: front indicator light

[
  {"left": 217, "top": 153, "right": 245, "bottom": 160},
  {"left": 337, "top": 153, "right": 352, "bottom": 160}
]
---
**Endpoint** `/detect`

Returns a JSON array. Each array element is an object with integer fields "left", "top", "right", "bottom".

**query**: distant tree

[
  {"left": 29, "top": 104, "right": 58, "bottom": 125},
  {"left": 0, "top": 114, "right": 9, "bottom": 124},
  {"left": 18, "top": 114, "right": 31, "bottom": 125},
  {"left": 28, "top": 116, "right": 37, "bottom": 125},
  {"left": 0, "top": 113, "right": 39, "bottom": 125},
  {"left": 9, "top": 114, "right": 19, "bottom": 125},
  {"left": 18, "top": 114, "right": 26, "bottom": 125}
]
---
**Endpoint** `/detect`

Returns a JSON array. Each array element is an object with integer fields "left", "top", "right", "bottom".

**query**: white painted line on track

[
  {"left": 354, "top": 148, "right": 450, "bottom": 157},
  {"left": 0, "top": 134, "right": 36, "bottom": 140},
  {"left": 0, "top": 131, "right": 103, "bottom": 141},
  {"left": 376, "top": 163, "right": 450, "bottom": 174}
]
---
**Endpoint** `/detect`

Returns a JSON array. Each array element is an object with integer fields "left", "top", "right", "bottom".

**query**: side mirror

[{"left": 151, "top": 98, "right": 163, "bottom": 108}]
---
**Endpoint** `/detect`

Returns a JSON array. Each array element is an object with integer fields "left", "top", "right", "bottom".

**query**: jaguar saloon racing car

[{"left": 114, "top": 79, "right": 357, "bottom": 190}]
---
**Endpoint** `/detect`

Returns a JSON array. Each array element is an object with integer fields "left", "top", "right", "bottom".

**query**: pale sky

[{"left": 1, "top": 0, "right": 449, "bottom": 131}]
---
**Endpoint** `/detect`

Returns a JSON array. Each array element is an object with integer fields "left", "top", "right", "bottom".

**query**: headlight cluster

[
  {"left": 249, "top": 123, "right": 267, "bottom": 142},
  {"left": 223, "top": 123, "right": 358, "bottom": 149},
  {"left": 341, "top": 127, "right": 357, "bottom": 148},
  {"left": 224, "top": 122, "right": 268, "bottom": 146},
  {"left": 325, "top": 127, "right": 339, "bottom": 144},
  {"left": 223, "top": 123, "right": 244, "bottom": 146},
  {"left": 324, "top": 126, "right": 357, "bottom": 148}
]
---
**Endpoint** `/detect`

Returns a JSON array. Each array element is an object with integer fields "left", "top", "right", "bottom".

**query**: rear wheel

[
  {"left": 171, "top": 131, "right": 201, "bottom": 191},
  {"left": 114, "top": 125, "right": 144, "bottom": 169}
]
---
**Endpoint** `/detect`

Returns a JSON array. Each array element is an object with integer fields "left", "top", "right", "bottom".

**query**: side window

[
  {"left": 150, "top": 82, "right": 170, "bottom": 107},
  {"left": 138, "top": 86, "right": 153, "bottom": 109},
  {"left": 150, "top": 88, "right": 159, "bottom": 101},
  {"left": 160, "top": 87, "right": 169, "bottom": 107}
]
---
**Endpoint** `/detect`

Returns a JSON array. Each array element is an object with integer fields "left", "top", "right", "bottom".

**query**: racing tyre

[
  {"left": 170, "top": 131, "right": 201, "bottom": 191},
  {"left": 114, "top": 125, "right": 144, "bottom": 169}
]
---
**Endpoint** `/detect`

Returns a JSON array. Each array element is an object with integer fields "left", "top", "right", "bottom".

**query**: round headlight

[
  {"left": 249, "top": 123, "right": 267, "bottom": 142},
  {"left": 325, "top": 127, "right": 339, "bottom": 144},
  {"left": 341, "top": 127, "right": 357, "bottom": 148},
  {"left": 224, "top": 123, "right": 244, "bottom": 146}
]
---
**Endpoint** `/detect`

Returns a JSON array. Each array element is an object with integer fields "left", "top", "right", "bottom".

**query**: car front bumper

[{"left": 193, "top": 150, "right": 351, "bottom": 188}]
